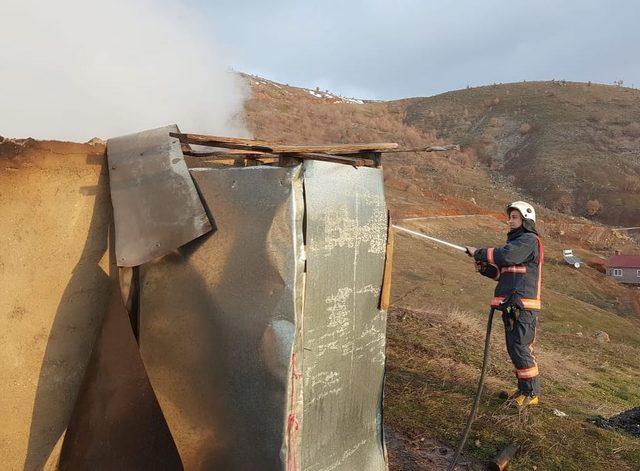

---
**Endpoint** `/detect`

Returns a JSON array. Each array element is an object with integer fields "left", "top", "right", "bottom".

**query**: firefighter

[{"left": 465, "top": 201, "right": 543, "bottom": 408}]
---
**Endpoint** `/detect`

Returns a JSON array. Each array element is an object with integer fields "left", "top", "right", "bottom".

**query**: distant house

[{"left": 606, "top": 255, "right": 640, "bottom": 285}]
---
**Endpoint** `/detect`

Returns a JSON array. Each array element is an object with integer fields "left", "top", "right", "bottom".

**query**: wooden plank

[
  {"left": 184, "top": 150, "right": 267, "bottom": 158},
  {"left": 379, "top": 214, "right": 394, "bottom": 311},
  {"left": 287, "top": 152, "right": 374, "bottom": 167},
  {"left": 186, "top": 149, "right": 374, "bottom": 167},
  {"left": 173, "top": 132, "right": 457, "bottom": 157},
  {"left": 183, "top": 149, "right": 270, "bottom": 158},
  {"left": 170, "top": 132, "right": 398, "bottom": 154},
  {"left": 274, "top": 143, "right": 398, "bottom": 154},
  {"left": 189, "top": 158, "right": 279, "bottom": 166},
  {"left": 170, "top": 132, "right": 275, "bottom": 152},
  {"left": 357, "top": 151, "right": 381, "bottom": 168},
  {"left": 382, "top": 144, "right": 460, "bottom": 153}
]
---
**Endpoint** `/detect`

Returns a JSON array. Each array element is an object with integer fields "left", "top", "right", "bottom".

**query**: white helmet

[{"left": 507, "top": 201, "right": 536, "bottom": 222}]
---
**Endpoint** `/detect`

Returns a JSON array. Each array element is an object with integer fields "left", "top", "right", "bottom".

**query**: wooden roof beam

[{"left": 171, "top": 132, "right": 398, "bottom": 155}]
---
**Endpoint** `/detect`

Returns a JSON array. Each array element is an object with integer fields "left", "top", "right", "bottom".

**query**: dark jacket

[{"left": 474, "top": 228, "right": 544, "bottom": 310}]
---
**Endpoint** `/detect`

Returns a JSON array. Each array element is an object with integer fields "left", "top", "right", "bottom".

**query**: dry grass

[
  {"left": 385, "top": 302, "right": 640, "bottom": 470},
  {"left": 385, "top": 216, "right": 640, "bottom": 469}
]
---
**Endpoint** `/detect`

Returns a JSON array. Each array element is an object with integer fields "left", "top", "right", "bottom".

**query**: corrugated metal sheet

[
  {"left": 110, "top": 148, "right": 389, "bottom": 470},
  {"left": 59, "top": 290, "right": 183, "bottom": 470},
  {"left": 300, "top": 161, "right": 388, "bottom": 471},
  {"left": 107, "top": 125, "right": 212, "bottom": 267},
  {"left": 139, "top": 165, "right": 305, "bottom": 470}
]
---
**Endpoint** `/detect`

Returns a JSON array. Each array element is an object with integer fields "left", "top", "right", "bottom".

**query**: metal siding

[
  {"left": 139, "top": 165, "right": 304, "bottom": 470},
  {"left": 300, "top": 161, "right": 388, "bottom": 471},
  {"left": 107, "top": 125, "right": 212, "bottom": 267},
  {"left": 124, "top": 159, "right": 390, "bottom": 470},
  {"left": 59, "top": 292, "right": 183, "bottom": 470}
]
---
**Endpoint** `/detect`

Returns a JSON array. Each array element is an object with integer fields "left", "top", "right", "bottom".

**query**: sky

[
  {"left": 196, "top": 0, "right": 640, "bottom": 100},
  {"left": 1, "top": 0, "right": 638, "bottom": 140}
]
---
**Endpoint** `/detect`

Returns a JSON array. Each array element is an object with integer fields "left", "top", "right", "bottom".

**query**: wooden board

[
  {"left": 185, "top": 150, "right": 376, "bottom": 167},
  {"left": 287, "top": 152, "right": 373, "bottom": 166},
  {"left": 170, "top": 132, "right": 398, "bottom": 154},
  {"left": 379, "top": 214, "right": 394, "bottom": 311},
  {"left": 184, "top": 149, "right": 266, "bottom": 157},
  {"left": 274, "top": 143, "right": 397, "bottom": 154},
  {"left": 382, "top": 144, "right": 460, "bottom": 153}
]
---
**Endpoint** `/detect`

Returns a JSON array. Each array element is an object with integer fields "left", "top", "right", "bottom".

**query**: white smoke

[{"left": 0, "top": 0, "right": 249, "bottom": 141}]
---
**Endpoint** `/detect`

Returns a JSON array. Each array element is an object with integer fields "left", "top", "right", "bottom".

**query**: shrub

[
  {"left": 623, "top": 122, "right": 640, "bottom": 138},
  {"left": 551, "top": 192, "right": 574, "bottom": 214},
  {"left": 586, "top": 114, "right": 601, "bottom": 123},
  {"left": 519, "top": 123, "right": 532, "bottom": 135},
  {"left": 622, "top": 176, "right": 640, "bottom": 193},
  {"left": 586, "top": 199, "right": 603, "bottom": 216}
]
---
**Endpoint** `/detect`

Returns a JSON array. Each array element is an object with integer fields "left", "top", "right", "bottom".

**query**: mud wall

[{"left": 0, "top": 139, "right": 116, "bottom": 470}]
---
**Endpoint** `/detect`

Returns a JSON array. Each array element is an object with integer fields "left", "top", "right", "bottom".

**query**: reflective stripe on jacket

[{"left": 474, "top": 229, "right": 543, "bottom": 309}]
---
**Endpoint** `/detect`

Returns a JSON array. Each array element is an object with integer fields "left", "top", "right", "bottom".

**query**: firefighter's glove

[
  {"left": 500, "top": 293, "right": 525, "bottom": 331},
  {"left": 477, "top": 261, "right": 499, "bottom": 280},
  {"left": 503, "top": 305, "right": 521, "bottom": 331}
]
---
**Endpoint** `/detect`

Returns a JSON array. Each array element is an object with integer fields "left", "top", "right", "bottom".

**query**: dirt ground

[{"left": 385, "top": 427, "right": 484, "bottom": 470}]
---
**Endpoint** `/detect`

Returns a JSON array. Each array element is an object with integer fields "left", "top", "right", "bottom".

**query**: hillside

[
  {"left": 398, "top": 81, "right": 640, "bottom": 227},
  {"left": 244, "top": 75, "right": 640, "bottom": 229},
  {"left": 243, "top": 75, "right": 640, "bottom": 470}
]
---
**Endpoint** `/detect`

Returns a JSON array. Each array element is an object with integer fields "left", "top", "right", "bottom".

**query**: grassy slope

[
  {"left": 243, "top": 75, "right": 640, "bottom": 469},
  {"left": 387, "top": 216, "right": 640, "bottom": 470}
]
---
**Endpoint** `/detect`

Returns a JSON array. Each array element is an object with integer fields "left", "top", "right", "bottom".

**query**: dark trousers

[{"left": 502, "top": 309, "right": 540, "bottom": 396}]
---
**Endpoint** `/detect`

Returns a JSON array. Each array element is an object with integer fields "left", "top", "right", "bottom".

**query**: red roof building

[
  {"left": 606, "top": 255, "right": 640, "bottom": 284},
  {"left": 607, "top": 255, "right": 640, "bottom": 268}
]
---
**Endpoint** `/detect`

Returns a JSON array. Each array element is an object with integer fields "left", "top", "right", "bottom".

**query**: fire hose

[{"left": 392, "top": 224, "right": 495, "bottom": 471}]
